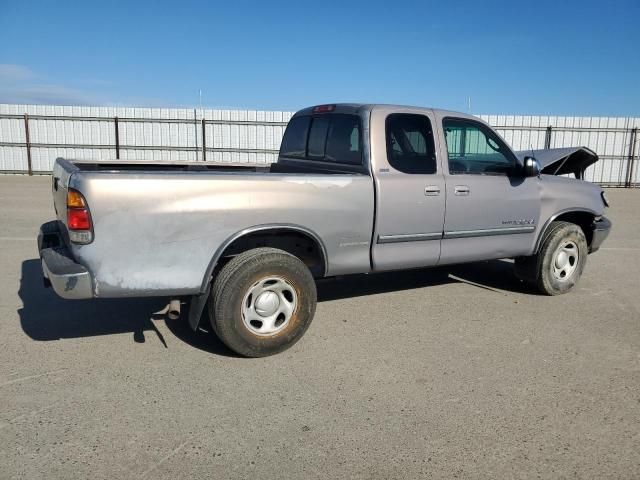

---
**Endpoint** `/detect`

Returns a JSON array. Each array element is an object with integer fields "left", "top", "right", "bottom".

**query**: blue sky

[{"left": 0, "top": 0, "right": 638, "bottom": 115}]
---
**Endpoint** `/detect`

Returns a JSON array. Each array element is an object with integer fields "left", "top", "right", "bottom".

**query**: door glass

[
  {"left": 443, "top": 119, "right": 516, "bottom": 175},
  {"left": 385, "top": 114, "right": 437, "bottom": 174}
]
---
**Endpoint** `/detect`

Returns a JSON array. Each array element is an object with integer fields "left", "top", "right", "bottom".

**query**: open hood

[{"left": 515, "top": 147, "right": 598, "bottom": 179}]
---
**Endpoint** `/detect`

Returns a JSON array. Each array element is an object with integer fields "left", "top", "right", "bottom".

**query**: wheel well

[
  {"left": 545, "top": 211, "right": 595, "bottom": 247},
  {"left": 216, "top": 229, "right": 326, "bottom": 278}
]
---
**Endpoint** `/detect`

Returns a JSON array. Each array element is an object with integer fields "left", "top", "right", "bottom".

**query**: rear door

[
  {"left": 437, "top": 116, "right": 541, "bottom": 264},
  {"left": 370, "top": 108, "right": 446, "bottom": 271}
]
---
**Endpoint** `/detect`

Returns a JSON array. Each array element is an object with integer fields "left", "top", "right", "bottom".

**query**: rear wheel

[
  {"left": 515, "top": 221, "right": 588, "bottom": 295},
  {"left": 209, "top": 247, "right": 317, "bottom": 357}
]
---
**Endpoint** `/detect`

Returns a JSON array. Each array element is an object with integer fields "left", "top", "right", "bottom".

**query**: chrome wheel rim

[
  {"left": 241, "top": 276, "right": 297, "bottom": 336},
  {"left": 551, "top": 240, "right": 579, "bottom": 281}
]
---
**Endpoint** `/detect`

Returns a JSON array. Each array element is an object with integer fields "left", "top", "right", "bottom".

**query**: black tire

[
  {"left": 515, "top": 221, "right": 588, "bottom": 295},
  {"left": 208, "top": 247, "right": 317, "bottom": 357}
]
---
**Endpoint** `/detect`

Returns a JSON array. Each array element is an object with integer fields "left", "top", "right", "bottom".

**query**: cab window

[
  {"left": 443, "top": 118, "right": 516, "bottom": 175},
  {"left": 279, "top": 113, "right": 362, "bottom": 165},
  {"left": 385, "top": 114, "right": 437, "bottom": 174}
]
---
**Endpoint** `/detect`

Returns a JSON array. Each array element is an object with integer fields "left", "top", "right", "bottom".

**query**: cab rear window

[
  {"left": 279, "top": 114, "right": 362, "bottom": 165},
  {"left": 279, "top": 116, "right": 310, "bottom": 158}
]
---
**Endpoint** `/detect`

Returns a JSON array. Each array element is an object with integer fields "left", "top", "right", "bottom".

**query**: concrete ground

[{"left": 0, "top": 175, "right": 638, "bottom": 479}]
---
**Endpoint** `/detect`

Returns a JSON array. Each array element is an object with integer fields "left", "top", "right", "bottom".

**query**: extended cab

[{"left": 38, "top": 104, "right": 611, "bottom": 356}]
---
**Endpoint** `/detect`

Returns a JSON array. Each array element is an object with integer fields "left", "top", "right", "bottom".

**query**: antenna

[{"left": 467, "top": 97, "right": 471, "bottom": 113}]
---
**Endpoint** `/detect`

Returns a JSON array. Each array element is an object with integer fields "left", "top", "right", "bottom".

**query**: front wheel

[
  {"left": 209, "top": 247, "right": 317, "bottom": 357},
  {"left": 515, "top": 221, "right": 588, "bottom": 295}
]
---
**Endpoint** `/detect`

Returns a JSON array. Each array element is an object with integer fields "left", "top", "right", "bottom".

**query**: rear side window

[
  {"left": 279, "top": 116, "right": 310, "bottom": 158},
  {"left": 279, "top": 113, "right": 362, "bottom": 165},
  {"left": 385, "top": 114, "right": 437, "bottom": 174}
]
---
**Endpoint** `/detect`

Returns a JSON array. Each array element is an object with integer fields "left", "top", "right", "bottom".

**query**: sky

[{"left": 0, "top": 0, "right": 638, "bottom": 116}]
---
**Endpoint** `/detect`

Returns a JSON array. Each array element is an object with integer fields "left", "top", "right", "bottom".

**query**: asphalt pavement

[{"left": 1, "top": 175, "right": 638, "bottom": 479}]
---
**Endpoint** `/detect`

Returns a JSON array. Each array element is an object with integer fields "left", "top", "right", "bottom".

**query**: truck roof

[{"left": 293, "top": 103, "right": 481, "bottom": 122}]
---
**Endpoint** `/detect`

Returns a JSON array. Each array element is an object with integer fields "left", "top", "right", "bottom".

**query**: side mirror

[{"left": 523, "top": 156, "right": 541, "bottom": 177}]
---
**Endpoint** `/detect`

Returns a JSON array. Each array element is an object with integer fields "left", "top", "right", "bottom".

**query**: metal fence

[
  {"left": 0, "top": 104, "right": 638, "bottom": 186},
  {"left": 479, "top": 114, "right": 639, "bottom": 187}
]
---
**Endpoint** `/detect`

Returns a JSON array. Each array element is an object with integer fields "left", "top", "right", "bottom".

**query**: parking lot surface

[{"left": 1, "top": 175, "right": 639, "bottom": 479}]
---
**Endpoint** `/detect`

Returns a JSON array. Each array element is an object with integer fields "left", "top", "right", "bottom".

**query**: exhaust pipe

[{"left": 167, "top": 298, "right": 181, "bottom": 320}]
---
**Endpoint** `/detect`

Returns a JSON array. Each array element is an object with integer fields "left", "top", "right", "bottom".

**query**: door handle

[
  {"left": 424, "top": 186, "right": 440, "bottom": 196},
  {"left": 454, "top": 185, "right": 470, "bottom": 196}
]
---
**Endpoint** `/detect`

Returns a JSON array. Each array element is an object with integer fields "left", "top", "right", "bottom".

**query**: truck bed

[
  {"left": 65, "top": 158, "right": 368, "bottom": 175},
  {"left": 50, "top": 157, "right": 375, "bottom": 298}
]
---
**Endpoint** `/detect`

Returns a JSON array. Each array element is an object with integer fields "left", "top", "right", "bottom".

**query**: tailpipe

[{"left": 167, "top": 298, "right": 181, "bottom": 320}]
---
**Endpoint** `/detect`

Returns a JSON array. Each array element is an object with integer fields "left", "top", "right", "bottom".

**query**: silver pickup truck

[{"left": 38, "top": 104, "right": 611, "bottom": 357}]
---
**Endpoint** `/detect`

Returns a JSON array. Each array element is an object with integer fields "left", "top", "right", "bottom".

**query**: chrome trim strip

[
  {"left": 377, "top": 232, "right": 442, "bottom": 244},
  {"left": 444, "top": 226, "right": 535, "bottom": 239}
]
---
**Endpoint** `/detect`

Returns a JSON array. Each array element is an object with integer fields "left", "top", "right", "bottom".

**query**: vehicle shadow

[
  {"left": 18, "top": 257, "right": 532, "bottom": 354},
  {"left": 317, "top": 258, "right": 532, "bottom": 301},
  {"left": 18, "top": 259, "right": 237, "bottom": 356}
]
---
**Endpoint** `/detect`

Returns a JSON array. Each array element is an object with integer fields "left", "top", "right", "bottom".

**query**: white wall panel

[
  {"left": 30, "top": 147, "right": 115, "bottom": 172},
  {"left": 0, "top": 118, "right": 25, "bottom": 143},
  {"left": 29, "top": 119, "right": 114, "bottom": 145},
  {"left": 0, "top": 146, "right": 28, "bottom": 172},
  {"left": 0, "top": 104, "right": 637, "bottom": 185},
  {"left": 119, "top": 148, "right": 195, "bottom": 162}
]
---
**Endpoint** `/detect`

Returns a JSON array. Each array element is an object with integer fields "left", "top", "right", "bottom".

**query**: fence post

[
  {"left": 193, "top": 109, "right": 198, "bottom": 161},
  {"left": 201, "top": 118, "right": 206, "bottom": 161},
  {"left": 626, "top": 128, "right": 638, "bottom": 188},
  {"left": 114, "top": 116, "right": 120, "bottom": 159},
  {"left": 544, "top": 126, "right": 552, "bottom": 149},
  {"left": 23, "top": 113, "right": 33, "bottom": 176}
]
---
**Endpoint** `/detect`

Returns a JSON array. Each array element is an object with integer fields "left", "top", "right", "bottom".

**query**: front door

[
  {"left": 438, "top": 117, "right": 541, "bottom": 264},
  {"left": 371, "top": 109, "right": 446, "bottom": 271}
]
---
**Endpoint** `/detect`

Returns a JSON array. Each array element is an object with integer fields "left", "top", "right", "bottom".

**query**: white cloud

[
  {"left": 0, "top": 84, "right": 99, "bottom": 106},
  {"left": 0, "top": 64, "right": 102, "bottom": 105},
  {"left": 0, "top": 64, "right": 35, "bottom": 82},
  {"left": 0, "top": 64, "right": 168, "bottom": 107}
]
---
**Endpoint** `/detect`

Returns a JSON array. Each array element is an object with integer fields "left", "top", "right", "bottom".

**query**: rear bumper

[
  {"left": 589, "top": 216, "right": 611, "bottom": 253},
  {"left": 38, "top": 221, "right": 93, "bottom": 299}
]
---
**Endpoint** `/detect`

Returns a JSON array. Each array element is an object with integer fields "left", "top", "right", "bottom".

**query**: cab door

[
  {"left": 437, "top": 116, "right": 541, "bottom": 264},
  {"left": 370, "top": 108, "right": 446, "bottom": 271}
]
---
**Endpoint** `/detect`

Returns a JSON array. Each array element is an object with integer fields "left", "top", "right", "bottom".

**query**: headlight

[{"left": 601, "top": 191, "right": 610, "bottom": 207}]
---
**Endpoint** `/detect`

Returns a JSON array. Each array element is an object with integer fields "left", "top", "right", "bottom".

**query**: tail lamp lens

[
  {"left": 66, "top": 189, "right": 93, "bottom": 243},
  {"left": 67, "top": 190, "right": 86, "bottom": 208},
  {"left": 67, "top": 208, "right": 91, "bottom": 230}
]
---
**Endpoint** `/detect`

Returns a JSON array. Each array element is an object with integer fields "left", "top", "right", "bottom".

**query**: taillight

[
  {"left": 312, "top": 104, "right": 335, "bottom": 113},
  {"left": 66, "top": 189, "right": 93, "bottom": 244},
  {"left": 67, "top": 189, "right": 85, "bottom": 208},
  {"left": 67, "top": 209, "right": 91, "bottom": 230}
]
